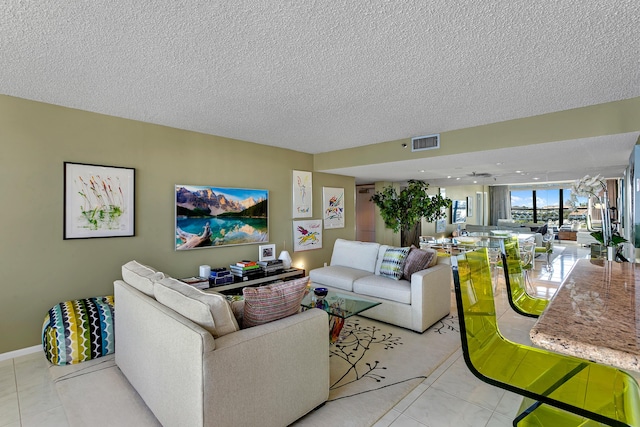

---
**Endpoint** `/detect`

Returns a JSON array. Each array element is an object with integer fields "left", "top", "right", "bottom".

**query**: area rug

[{"left": 293, "top": 313, "right": 461, "bottom": 426}]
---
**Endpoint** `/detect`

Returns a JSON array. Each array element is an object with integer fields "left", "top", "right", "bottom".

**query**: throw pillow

[
  {"left": 403, "top": 246, "right": 437, "bottom": 280},
  {"left": 242, "top": 276, "right": 310, "bottom": 328},
  {"left": 153, "top": 277, "right": 239, "bottom": 338},
  {"left": 379, "top": 247, "right": 410, "bottom": 280},
  {"left": 121, "top": 260, "right": 165, "bottom": 297}
]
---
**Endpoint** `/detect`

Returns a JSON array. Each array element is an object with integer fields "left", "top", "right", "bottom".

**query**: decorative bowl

[{"left": 313, "top": 287, "right": 329, "bottom": 298}]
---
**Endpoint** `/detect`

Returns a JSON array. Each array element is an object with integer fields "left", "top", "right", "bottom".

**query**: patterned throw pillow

[
  {"left": 243, "top": 276, "right": 310, "bottom": 328},
  {"left": 379, "top": 247, "right": 411, "bottom": 280},
  {"left": 402, "top": 246, "right": 437, "bottom": 280}
]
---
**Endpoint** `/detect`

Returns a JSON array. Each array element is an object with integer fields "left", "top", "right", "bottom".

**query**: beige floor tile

[
  {"left": 0, "top": 392, "right": 20, "bottom": 426},
  {"left": 20, "top": 405, "right": 68, "bottom": 427}
]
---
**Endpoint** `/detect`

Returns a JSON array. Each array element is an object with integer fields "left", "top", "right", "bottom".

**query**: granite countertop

[{"left": 530, "top": 259, "right": 640, "bottom": 372}]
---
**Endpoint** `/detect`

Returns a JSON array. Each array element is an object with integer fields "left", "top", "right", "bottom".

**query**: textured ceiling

[{"left": 2, "top": 0, "right": 639, "bottom": 184}]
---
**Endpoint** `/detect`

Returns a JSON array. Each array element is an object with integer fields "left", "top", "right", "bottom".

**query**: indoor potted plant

[
  {"left": 370, "top": 180, "right": 451, "bottom": 247},
  {"left": 569, "top": 174, "right": 626, "bottom": 261}
]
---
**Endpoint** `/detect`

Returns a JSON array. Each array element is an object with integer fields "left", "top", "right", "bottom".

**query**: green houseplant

[{"left": 370, "top": 180, "right": 451, "bottom": 247}]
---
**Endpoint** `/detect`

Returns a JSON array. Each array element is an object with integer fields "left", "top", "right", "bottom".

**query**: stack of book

[
  {"left": 210, "top": 268, "right": 233, "bottom": 286},
  {"left": 180, "top": 276, "right": 210, "bottom": 290},
  {"left": 257, "top": 259, "right": 284, "bottom": 274},
  {"left": 229, "top": 261, "right": 262, "bottom": 280}
]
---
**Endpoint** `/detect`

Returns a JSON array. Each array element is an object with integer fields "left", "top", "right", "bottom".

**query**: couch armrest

[
  {"left": 409, "top": 264, "right": 452, "bottom": 332},
  {"left": 204, "top": 309, "right": 329, "bottom": 427}
]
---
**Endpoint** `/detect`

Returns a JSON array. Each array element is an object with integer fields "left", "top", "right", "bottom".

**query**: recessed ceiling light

[
  {"left": 456, "top": 177, "right": 460, "bottom": 180},
  {"left": 447, "top": 175, "right": 452, "bottom": 179},
  {"left": 496, "top": 162, "right": 503, "bottom": 166},
  {"left": 419, "top": 169, "right": 425, "bottom": 173},
  {"left": 515, "top": 170, "right": 522, "bottom": 173},
  {"left": 533, "top": 177, "right": 540, "bottom": 180},
  {"left": 473, "top": 180, "right": 478, "bottom": 184}
]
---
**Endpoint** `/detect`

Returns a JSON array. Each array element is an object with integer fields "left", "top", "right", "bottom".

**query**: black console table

[{"left": 204, "top": 268, "right": 305, "bottom": 295}]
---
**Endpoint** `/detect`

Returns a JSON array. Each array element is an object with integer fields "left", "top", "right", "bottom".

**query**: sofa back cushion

[
  {"left": 330, "top": 239, "right": 380, "bottom": 272},
  {"left": 153, "top": 277, "right": 239, "bottom": 338},
  {"left": 242, "top": 276, "right": 310, "bottom": 328},
  {"left": 122, "top": 260, "right": 165, "bottom": 297}
]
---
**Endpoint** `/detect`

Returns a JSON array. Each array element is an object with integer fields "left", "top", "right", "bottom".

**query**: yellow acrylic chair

[
  {"left": 501, "top": 237, "right": 549, "bottom": 318},
  {"left": 451, "top": 248, "right": 640, "bottom": 426}
]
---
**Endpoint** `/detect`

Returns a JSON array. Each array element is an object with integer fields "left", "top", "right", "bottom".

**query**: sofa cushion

[
  {"left": 309, "top": 265, "right": 371, "bottom": 291},
  {"left": 353, "top": 275, "right": 412, "bottom": 304},
  {"left": 374, "top": 245, "right": 391, "bottom": 275},
  {"left": 379, "top": 247, "right": 410, "bottom": 280},
  {"left": 153, "top": 277, "right": 239, "bottom": 338},
  {"left": 121, "top": 260, "right": 165, "bottom": 297},
  {"left": 242, "top": 276, "right": 310, "bottom": 328},
  {"left": 403, "top": 246, "right": 437, "bottom": 280},
  {"left": 330, "top": 239, "right": 380, "bottom": 272}
]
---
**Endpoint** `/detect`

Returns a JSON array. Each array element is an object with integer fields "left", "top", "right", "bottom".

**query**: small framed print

[
  {"left": 292, "top": 170, "right": 312, "bottom": 218},
  {"left": 259, "top": 244, "right": 276, "bottom": 262},
  {"left": 293, "top": 219, "right": 322, "bottom": 252},
  {"left": 64, "top": 162, "right": 135, "bottom": 239}
]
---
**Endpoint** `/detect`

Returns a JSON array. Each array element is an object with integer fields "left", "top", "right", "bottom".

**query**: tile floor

[{"left": 1, "top": 243, "right": 634, "bottom": 427}]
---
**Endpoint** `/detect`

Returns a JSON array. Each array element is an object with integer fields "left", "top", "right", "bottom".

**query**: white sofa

[
  {"left": 309, "top": 239, "right": 452, "bottom": 333},
  {"left": 114, "top": 261, "right": 330, "bottom": 427}
]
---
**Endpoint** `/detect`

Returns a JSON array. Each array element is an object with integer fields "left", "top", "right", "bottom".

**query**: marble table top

[{"left": 530, "top": 259, "right": 640, "bottom": 372}]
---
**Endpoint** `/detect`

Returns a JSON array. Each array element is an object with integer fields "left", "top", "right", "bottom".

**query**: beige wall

[{"left": 0, "top": 95, "right": 355, "bottom": 354}]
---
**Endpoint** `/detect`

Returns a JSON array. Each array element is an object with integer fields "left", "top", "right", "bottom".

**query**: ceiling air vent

[{"left": 411, "top": 134, "right": 440, "bottom": 152}]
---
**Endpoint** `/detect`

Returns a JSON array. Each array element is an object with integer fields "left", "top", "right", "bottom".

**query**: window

[{"left": 510, "top": 185, "right": 589, "bottom": 227}]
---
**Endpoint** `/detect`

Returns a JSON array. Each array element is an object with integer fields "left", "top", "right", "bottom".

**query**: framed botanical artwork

[
  {"left": 292, "top": 170, "right": 312, "bottom": 218},
  {"left": 258, "top": 244, "right": 276, "bottom": 262},
  {"left": 64, "top": 162, "right": 135, "bottom": 239},
  {"left": 322, "top": 187, "right": 344, "bottom": 229},
  {"left": 293, "top": 219, "right": 322, "bottom": 252},
  {"left": 175, "top": 185, "right": 268, "bottom": 250}
]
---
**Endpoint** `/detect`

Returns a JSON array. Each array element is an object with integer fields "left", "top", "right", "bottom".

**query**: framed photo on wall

[
  {"left": 322, "top": 187, "right": 344, "bottom": 229},
  {"left": 64, "top": 162, "right": 135, "bottom": 239},
  {"left": 293, "top": 219, "right": 322, "bottom": 251},
  {"left": 175, "top": 185, "right": 268, "bottom": 250},
  {"left": 292, "top": 170, "right": 312, "bottom": 218}
]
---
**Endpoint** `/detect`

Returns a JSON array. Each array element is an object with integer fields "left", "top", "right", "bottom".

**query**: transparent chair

[
  {"left": 451, "top": 248, "right": 640, "bottom": 426},
  {"left": 501, "top": 237, "right": 549, "bottom": 318},
  {"left": 537, "top": 231, "right": 554, "bottom": 272},
  {"left": 519, "top": 238, "right": 536, "bottom": 294}
]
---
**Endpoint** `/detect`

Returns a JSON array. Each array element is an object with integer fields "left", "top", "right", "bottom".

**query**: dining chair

[
  {"left": 518, "top": 237, "right": 536, "bottom": 294},
  {"left": 501, "top": 237, "right": 549, "bottom": 318},
  {"left": 451, "top": 248, "right": 640, "bottom": 426}
]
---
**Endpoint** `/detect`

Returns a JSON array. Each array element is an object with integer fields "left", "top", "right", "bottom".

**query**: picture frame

[
  {"left": 64, "top": 162, "right": 135, "bottom": 239},
  {"left": 293, "top": 219, "right": 322, "bottom": 252},
  {"left": 258, "top": 244, "right": 276, "bottom": 262},
  {"left": 467, "top": 196, "right": 473, "bottom": 217},
  {"left": 436, "top": 218, "right": 446, "bottom": 233},
  {"left": 175, "top": 185, "right": 268, "bottom": 250},
  {"left": 292, "top": 170, "right": 312, "bottom": 218},
  {"left": 322, "top": 187, "right": 344, "bottom": 229},
  {"left": 452, "top": 199, "right": 467, "bottom": 224}
]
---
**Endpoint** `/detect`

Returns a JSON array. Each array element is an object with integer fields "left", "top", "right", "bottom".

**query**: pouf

[{"left": 42, "top": 296, "right": 115, "bottom": 366}]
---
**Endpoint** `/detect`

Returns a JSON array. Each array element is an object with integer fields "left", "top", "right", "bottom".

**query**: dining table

[{"left": 529, "top": 258, "right": 640, "bottom": 373}]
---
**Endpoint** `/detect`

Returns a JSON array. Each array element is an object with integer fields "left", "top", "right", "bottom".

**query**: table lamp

[{"left": 278, "top": 250, "right": 292, "bottom": 269}]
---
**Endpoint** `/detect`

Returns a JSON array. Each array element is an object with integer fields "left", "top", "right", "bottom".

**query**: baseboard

[{"left": 0, "top": 345, "right": 41, "bottom": 362}]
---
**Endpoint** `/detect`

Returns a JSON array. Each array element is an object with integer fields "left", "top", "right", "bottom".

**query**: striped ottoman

[{"left": 42, "top": 296, "right": 115, "bottom": 366}]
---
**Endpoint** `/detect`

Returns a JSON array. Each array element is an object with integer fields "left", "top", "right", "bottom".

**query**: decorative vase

[{"left": 590, "top": 243, "right": 606, "bottom": 259}]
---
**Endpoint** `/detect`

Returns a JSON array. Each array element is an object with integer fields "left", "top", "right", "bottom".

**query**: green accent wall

[{"left": 0, "top": 95, "right": 355, "bottom": 354}]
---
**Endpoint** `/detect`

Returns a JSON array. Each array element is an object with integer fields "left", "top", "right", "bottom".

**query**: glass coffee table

[{"left": 301, "top": 290, "right": 381, "bottom": 343}]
